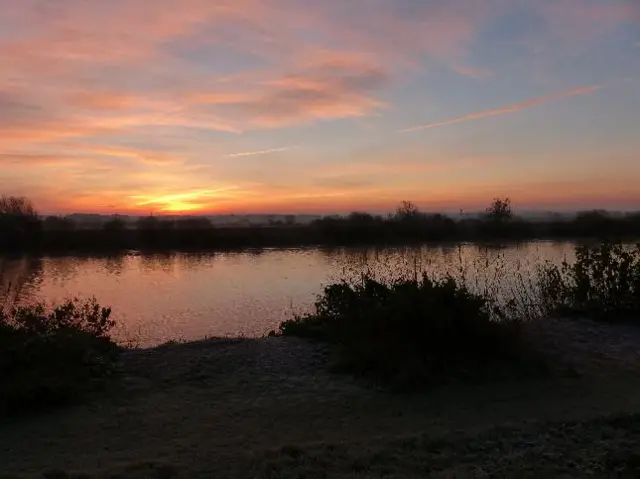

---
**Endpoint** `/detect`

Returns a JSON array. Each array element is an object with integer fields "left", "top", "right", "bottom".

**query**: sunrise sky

[{"left": 1, "top": 0, "right": 639, "bottom": 214}]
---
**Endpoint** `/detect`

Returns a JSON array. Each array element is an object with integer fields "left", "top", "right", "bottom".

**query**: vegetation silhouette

[
  {"left": 1, "top": 195, "right": 639, "bottom": 252},
  {"left": 0, "top": 195, "right": 42, "bottom": 249},
  {"left": 0, "top": 290, "right": 118, "bottom": 414},
  {"left": 539, "top": 242, "right": 640, "bottom": 322},
  {"left": 274, "top": 272, "right": 540, "bottom": 389}
]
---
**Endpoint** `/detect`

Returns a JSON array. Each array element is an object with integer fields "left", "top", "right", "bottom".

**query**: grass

[
  {"left": 3, "top": 331, "right": 640, "bottom": 477},
  {"left": 258, "top": 413, "right": 640, "bottom": 478},
  {"left": 9, "top": 412, "right": 640, "bottom": 477}
]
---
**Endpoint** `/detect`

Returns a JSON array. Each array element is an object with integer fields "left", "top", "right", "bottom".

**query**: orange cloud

[
  {"left": 69, "top": 92, "right": 140, "bottom": 111},
  {"left": 0, "top": 154, "right": 83, "bottom": 168},
  {"left": 66, "top": 145, "right": 185, "bottom": 166},
  {"left": 401, "top": 85, "right": 602, "bottom": 133}
]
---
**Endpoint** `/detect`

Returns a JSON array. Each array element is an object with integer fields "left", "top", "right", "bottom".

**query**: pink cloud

[
  {"left": 69, "top": 92, "right": 140, "bottom": 111},
  {"left": 67, "top": 145, "right": 185, "bottom": 166},
  {"left": 182, "top": 53, "right": 390, "bottom": 128},
  {"left": 6, "top": 0, "right": 630, "bottom": 146},
  {"left": 0, "top": 154, "right": 82, "bottom": 168}
]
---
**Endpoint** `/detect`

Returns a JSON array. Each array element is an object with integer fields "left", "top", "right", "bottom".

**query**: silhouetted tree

[
  {"left": 395, "top": 201, "right": 421, "bottom": 222},
  {"left": 0, "top": 196, "right": 37, "bottom": 218},
  {"left": 175, "top": 218, "right": 212, "bottom": 230},
  {"left": 0, "top": 196, "right": 42, "bottom": 248},
  {"left": 43, "top": 215, "right": 76, "bottom": 231},
  {"left": 103, "top": 217, "right": 126, "bottom": 232},
  {"left": 574, "top": 210, "right": 614, "bottom": 237},
  {"left": 485, "top": 197, "right": 512, "bottom": 222},
  {"left": 575, "top": 210, "right": 609, "bottom": 223},
  {"left": 136, "top": 216, "right": 160, "bottom": 231},
  {"left": 158, "top": 219, "right": 176, "bottom": 231},
  {"left": 347, "top": 212, "right": 376, "bottom": 224}
]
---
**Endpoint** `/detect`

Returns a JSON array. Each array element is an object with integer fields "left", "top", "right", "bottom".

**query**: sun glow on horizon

[{"left": 129, "top": 188, "right": 244, "bottom": 213}]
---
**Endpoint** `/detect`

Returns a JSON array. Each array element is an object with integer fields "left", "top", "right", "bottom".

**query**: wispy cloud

[
  {"left": 0, "top": 153, "right": 80, "bottom": 167},
  {"left": 225, "top": 146, "right": 298, "bottom": 158},
  {"left": 401, "top": 85, "right": 602, "bottom": 133},
  {"left": 69, "top": 145, "right": 184, "bottom": 166}
]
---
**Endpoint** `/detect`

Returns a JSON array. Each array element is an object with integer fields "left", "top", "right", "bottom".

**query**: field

[{"left": 3, "top": 317, "right": 640, "bottom": 478}]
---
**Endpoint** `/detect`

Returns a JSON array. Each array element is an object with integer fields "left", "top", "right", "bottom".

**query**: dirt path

[
  {"left": 2, "top": 319, "right": 640, "bottom": 477},
  {"left": 524, "top": 316, "right": 640, "bottom": 374}
]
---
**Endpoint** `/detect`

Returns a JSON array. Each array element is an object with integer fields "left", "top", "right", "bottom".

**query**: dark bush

[
  {"left": 277, "top": 273, "right": 531, "bottom": 388},
  {"left": 539, "top": 242, "right": 640, "bottom": 321},
  {"left": 0, "top": 296, "right": 119, "bottom": 414}
]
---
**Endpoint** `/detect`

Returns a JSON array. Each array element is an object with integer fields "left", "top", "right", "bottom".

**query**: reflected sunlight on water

[{"left": 0, "top": 242, "right": 579, "bottom": 346}]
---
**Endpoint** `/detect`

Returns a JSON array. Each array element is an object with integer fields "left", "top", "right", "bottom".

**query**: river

[{"left": 0, "top": 241, "right": 580, "bottom": 346}]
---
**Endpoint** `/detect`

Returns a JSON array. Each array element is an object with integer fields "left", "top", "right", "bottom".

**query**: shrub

[
  {"left": 539, "top": 242, "right": 640, "bottom": 321},
  {"left": 277, "top": 273, "right": 531, "bottom": 388},
  {"left": 0, "top": 295, "right": 119, "bottom": 414}
]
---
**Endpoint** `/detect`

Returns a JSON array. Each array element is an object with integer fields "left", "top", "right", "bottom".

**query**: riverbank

[
  {"left": 3, "top": 217, "right": 640, "bottom": 254},
  {"left": 3, "top": 317, "right": 640, "bottom": 477}
]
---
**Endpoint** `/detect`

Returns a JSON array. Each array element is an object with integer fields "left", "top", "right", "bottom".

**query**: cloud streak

[
  {"left": 401, "top": 85, "right": 602, "bottom": 133},
  {"left": 225, "top": 146, "right": 298, "bottom": 158}
]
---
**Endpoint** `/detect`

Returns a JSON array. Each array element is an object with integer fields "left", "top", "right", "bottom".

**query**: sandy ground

[{"left": 2, "top": 318, "right": 640, "bottom": 477}]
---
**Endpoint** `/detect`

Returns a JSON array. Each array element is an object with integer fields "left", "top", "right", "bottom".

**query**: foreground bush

[
  {"left": 539, "top": 242, "right": 640, "bottom": 321},
  {"left": 0, "top": 296, "right": 119, "bottom": 414},
  {"left": 277, "top": 273, "right": 534, "bottom": 388}
]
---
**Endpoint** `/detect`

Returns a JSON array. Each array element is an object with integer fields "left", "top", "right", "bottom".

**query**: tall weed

[{"left": 539, "top": 242, "right": 640, "bottom": 321}]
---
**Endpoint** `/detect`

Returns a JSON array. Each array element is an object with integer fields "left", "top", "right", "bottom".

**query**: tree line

[{"left": 1, "top": 195, "right": 639, "bottom": 252}]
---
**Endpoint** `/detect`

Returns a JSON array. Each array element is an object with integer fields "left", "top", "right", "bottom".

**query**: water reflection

[
  {"left": 139, "top": 253, "right": 175, "bottom": 274},
  {"left": 104, "top": 255, "right": 127, "bottom": 276},
  {"left": 0, "top": 242, "right": 579, "bottom": 346},
  {"left": 0, "top": 255, "right": 44, "bottom": 300}
]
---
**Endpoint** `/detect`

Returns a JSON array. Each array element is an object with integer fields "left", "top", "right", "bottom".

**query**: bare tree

[
  {"left": 0, "top": 196, "right": 41, "bottom": 246},
  {"left": 395, "top": 200, "right": 421, "bottom": 221},
  {"left": 0, "top": 196, "right": 37, "bottom": 218},
  {"left": 485, "top": 197, "right": 512, "bottom": 222}
]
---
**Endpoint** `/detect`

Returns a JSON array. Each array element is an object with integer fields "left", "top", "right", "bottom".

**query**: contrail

[
  {"left": 225, "top": 146, "right": 297, "bottom": 158},
  {"left": 401, "top": 85, "right": 602, "bottom": 133}
]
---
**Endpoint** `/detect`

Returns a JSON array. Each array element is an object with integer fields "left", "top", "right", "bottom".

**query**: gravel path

[{"left": 524, "top": 317, "right": 640, "bottom": 375}]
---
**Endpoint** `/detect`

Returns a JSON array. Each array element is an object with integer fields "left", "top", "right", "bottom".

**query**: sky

[{"left": 1, "top": 0, "right": 639, "bottom": 215}]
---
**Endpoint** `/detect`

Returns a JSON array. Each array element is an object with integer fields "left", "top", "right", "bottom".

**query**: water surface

[{"left": 0, "top": 242, "right": 579, "bottom": 346}]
